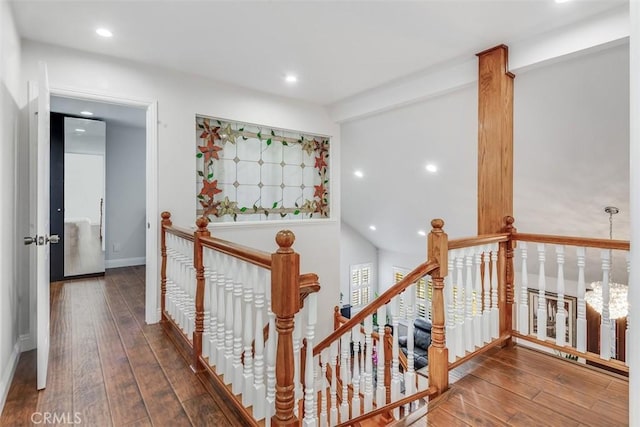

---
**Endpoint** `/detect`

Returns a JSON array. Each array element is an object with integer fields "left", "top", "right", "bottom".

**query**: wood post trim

[
  {"left": 193, "top": 216, "right": 211, "bottom": 372},
  {"left": 160, "top": 211, "right": 172, "bottom": 323}
]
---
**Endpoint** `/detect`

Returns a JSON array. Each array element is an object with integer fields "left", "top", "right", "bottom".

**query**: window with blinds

[
  {"left": 350, "top": 263, "right": 372, "bottom": 307},
  {"left": 393, "top": 268, "right": 432, "bottom": 320}
]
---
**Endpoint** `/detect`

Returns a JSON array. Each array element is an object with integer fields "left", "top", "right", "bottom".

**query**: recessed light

[
  {"left": 285, "top": 74, "right": 298, "bottom": 84},
  {"left": 354, "top": 170, "right": 364, "bottom": 178},
  {"left": 75, "top": 128, "right": 86, "bottom": 133},
  {"left": 80, "top": 111, "right": 93, "bottom": 116},
  {"left": 418, "top": 230, "right": 426, "bottom": 236},
  {"left": 369, "top": 225, "right": 376, "bottom": 231},
  {"left": 96, "top": 28, "right": 113, "bottom": 38},
  {"left": 425, "top": 163, "right": 438, "bottom": 173}
]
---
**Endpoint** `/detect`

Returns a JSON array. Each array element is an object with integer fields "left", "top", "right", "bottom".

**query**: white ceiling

[
  {"left": 51, "top": 96, "right": 146, "bottom": 128},
  {"left": 11, "top": 0, "right": 626, "bottom": 105}
]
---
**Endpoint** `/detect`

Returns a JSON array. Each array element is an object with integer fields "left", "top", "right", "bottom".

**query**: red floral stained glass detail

[
  {"left": 198, "top": 138, "right": 223, "bottom": 163},
  {"left": 314, "top": 184, "right": 325, "bottom": 199},
  {"left": 314, "top": 155, "right": 327, "bottom": 170},
  {"left": 199, "top": 179, "right": 222, "bottom": 199}
]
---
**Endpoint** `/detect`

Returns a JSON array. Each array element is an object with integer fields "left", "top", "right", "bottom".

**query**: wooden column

[
  {"left": 160, "top": 211, "right": 172, "bottom": 323},
  {"left": 477, "top": 45, "right": 515, "bottom": 234},
  {"left": 501, "top": 216, "right": 516, "bottom": 342},
  {"left": 427, "top": 219, "right": 449, "bottom": 395},
  {"left": 271, "top": 230, "right": 300, "bottom": 427},
  {"left": 192, "top": 216, "right": 211, "bottom": 372}
]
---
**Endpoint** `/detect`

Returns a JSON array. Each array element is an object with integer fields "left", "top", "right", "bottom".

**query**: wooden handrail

[
  {"left": 313, "top": 259, "right": 439, "bottom": 357},
  {"left": 163, "top": 223, "right": 195, "bottom": 241},
  {"left": 200, "top": 234, "right": 272, "bottom": 269},
  {"left": 447, "top": 233, "right": 509, "bottom": 250},
  {"left": 335, "top": 386, "right": 437, "bottom": 427},
  {"left": 512, "top": 232, "right": 629, "bottom": 250}
]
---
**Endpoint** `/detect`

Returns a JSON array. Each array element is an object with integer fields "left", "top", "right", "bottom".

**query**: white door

[{"left": 35, "top": 62, "right": 53, "bottom": 390}]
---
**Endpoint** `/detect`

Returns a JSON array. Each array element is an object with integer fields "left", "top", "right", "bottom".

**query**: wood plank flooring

[
  {"left": 419, "top": 345, "right": 629, "bottom": 426},
  {"left": 0, "top": 266, "right": 242, "bottom": 427}
]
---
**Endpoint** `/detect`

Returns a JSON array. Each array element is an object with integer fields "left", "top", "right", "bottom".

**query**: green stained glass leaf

[
  {"left": 197, "top": 171, "right": 204, "bottom": 177},
  {"left": 197, "top": 124, "right": 204, "bottom": 129},
  {"left": 242, "top": 137, "right": 248, "bottom": 141},
  {"left": 253, "top": 204, "right": 258, "bottom": 212},
  {"left": 264, "top": 210, "right": 269, "bottom": 218},
  {"left": 208, "top": 173, "right": 213, "bottom": 179},
  {"left": 280, "top": 213, "right": 287, "bottom": 218},
  {"left": 196, "top": 153, "right": 203, "bottom": 158},
  {"left": 197, "top": 195, "right": 204, "bottom": 200},
  {"left": 271, "top": 130, "right": 275, "bottom": 136},
  {"left": 240, "top": 207, "right": 247, "bottom": 212},
  {"left": 216, "top": 120, "right": 222, "bottom": 125},
  {"left": 257, "top": 131, "right": 262, "bottom": 140},
  {"left": 282, "top": 141, "right": 288, "bottom": 146},
  {"left": 272, "top": 202, "right": 278, "bottom": 209},
  {"left": 239, "top": 127, "right": 244, "bottom": 131},
  {"left": 294, "top": 210, "right": 300, "bottom": 215},
  {"left": 266, "top": 138, "right": 272, "bottom": 146}
]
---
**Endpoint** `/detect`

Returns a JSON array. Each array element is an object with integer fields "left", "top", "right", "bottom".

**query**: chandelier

[{"left": 584, "top": 206, "right": 628, "bottom": 320}]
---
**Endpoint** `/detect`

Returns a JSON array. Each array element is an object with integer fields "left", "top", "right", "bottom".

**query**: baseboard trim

[
  {"left": 0, "top": 342, "right": 21, "bottom": 415},
  {"left": 20, "top": 333, "right": 35, "bottom": 352},
  {"left": 105, "top": 257, "right": 146, "bottom": 269}
]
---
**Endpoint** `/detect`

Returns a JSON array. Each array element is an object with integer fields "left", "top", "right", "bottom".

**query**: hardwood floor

[
  {"left": 0, "top": 266, "right": 242, "bottom": 427},
  {"left": 420, "top": 345, "right": 629, "bottom": 426}
]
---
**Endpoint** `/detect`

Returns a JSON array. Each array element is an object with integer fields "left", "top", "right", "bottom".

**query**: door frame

[{"left": 27, "top": 85, "right": 160, "bottom": 349}]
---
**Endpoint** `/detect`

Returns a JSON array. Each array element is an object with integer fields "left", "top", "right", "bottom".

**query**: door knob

[
  {"left": 47, "top": 234, "right": 60, "bottom": 244},
  {"left": 24, "top": 236, "right": 37, "bottom": 245}
]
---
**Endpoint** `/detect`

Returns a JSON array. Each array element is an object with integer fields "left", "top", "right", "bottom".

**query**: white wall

[
  {"left": 20, "top": 41, "right": 341, "bottom": 339},
  {"left": 0, "top": 0, "right": 22, "bottom": 413},
  {"left": 340, "top": 221, "right": 378, "bottom": 306},
  {"left": 377, "top": 248, "right": 426, "bottom": 295},
  {"left": 105, "top": 122, "right": 146, "bottom": 266}
]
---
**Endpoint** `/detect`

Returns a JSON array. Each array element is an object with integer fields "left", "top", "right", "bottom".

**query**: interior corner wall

[
  {"left": 105, "top": 122, "right": 146, "bottom": 267},
  {"left": 20, "top": 40, "right": 341, "bottom": 339},
  {"left": 377, "top": 248, "right": 425, "bottom": 295},
  {"left": 340, "top": 221, "right": 379, "bottom": 306},
  {"left": 0, "top": 0, "right": 23, "bottom": 413}
]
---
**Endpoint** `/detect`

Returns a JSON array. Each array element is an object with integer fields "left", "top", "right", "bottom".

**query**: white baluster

[
  {"left": 232, "top": 261, "right": 245, "bottom": 393},
  {"left": 465, "top": 250, "right": 474, "bottom": 351},
  {"left": 265, "top": 278, "right": 276, "bottom": 426},
  {"left": 576, "top": 247, "right": 587, "bottom": 353},
  {"left": 351, "top": 327, "right": 361, "bottom": 419},
  {"left": 376, "top": 305, "right": 386, "bottom": 408},
  {"left": 518, "top": 244, "right": 529, "bottom": 335},
  {"left": 319, "top": 350, "right": 328, "bottom": 427},
  {"left": 329, "top": 342, "right": 338, "bottom": 426},
  {"left": 223, "top": 256, "right": 235, "bottom": 382},
  {"left": 600, "top": 250, "right": 612, "bottom": 360},
  {"left": 446, "top": 253, "right": 457, "bottom": 362},
  {"left": 455, "top": 253, "right": 465, "bottom": 356},
  {"left": 490, "top": 244, "right": 499, "bottom": 339},
  {"left": 242, "top": 264, "right": 255, "bottom": 406},
  {"left": 293, "top": 310, "right": 303, "bottom": 415},
  {"left": 404, "top": 285, "right": 416, "bottom": 400},
  {"left": 202, "top": 252, "right": 211, "bottom": 363},
  {"left": 339, "top": 334, "right": 350, "bottom": 422},
  {"left": 537, "top": 244, "right": 547, "bottom": 341},
  {"left": 216, "top": 252, "right": 226, "bottom": 372},
  {"left": 363, "top": 314, "right": 374, "bottom": 412},
  {"left": 252, "top": 268, "right": 267, "bottom": 420},
  {"left": 207, "top": 249, "right": 218, "bottom": 363},
  {"left": 303, "top": 294, "right": 318, "bottom": 427},
  {"left": 482, "top": 246, "right": 492, "bottom": 343},
  {"left": 390, "top": 295, "right": 401, "bottom": 419},
  {"left": 555, "top": 246, "right": 566, "bottom": 347},
  {"left": 473, "top": 248, "right": 483, "bottom": 348}
]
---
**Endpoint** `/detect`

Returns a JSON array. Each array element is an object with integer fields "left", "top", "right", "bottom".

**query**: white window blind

[
  {"left": 350, "top": 263, "right": 372, "bottom": 307},
  {"left": 393, "top": 268, "right": 431, "bottom": 320}
]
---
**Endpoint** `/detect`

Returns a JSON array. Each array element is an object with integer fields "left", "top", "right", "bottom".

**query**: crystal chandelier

[{"left": 584, "top": 206, "right": 628, "bottom": 320}]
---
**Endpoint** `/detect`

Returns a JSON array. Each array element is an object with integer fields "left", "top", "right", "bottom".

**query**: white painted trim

[
  {"left": 105, "top": 257, "right": 146, "bottom": 269},
  {"left": 20, "top": 333, "right": 36, "bottom": 352},
  {"left": 47, "top": 86, "right": 160, "bottom": 326},
  {"left": 0, "top": 342, "right": 20, "bottom": 415},
  {"left": 329, "top": 5, "right": 629, "bottom": 123}
]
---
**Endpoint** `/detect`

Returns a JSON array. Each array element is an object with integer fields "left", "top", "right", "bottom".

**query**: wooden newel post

[
  {"left": 192, "top": 216, "right": 211, "bottom": 372},
  {"left": 160, "top": 211, "right": 172, "bottom": 323},
  {"left": 501, "top": 216, "right": 516, "bottom": 343},
  {"left": 427, "top": 219, "right": 449, "bottom": 395},
  {"left": 271, "top": 230, "right": 301, "bottom": 427}
]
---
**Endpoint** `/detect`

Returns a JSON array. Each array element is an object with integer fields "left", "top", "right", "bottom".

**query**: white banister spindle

[
  {"left": 490, "top": 245, "right": 499, "bottom": 339},
  {"left": 329, "top": 342, "right": 338, "bottom": 426},
  {"left": 216, "top": 252, "right": 226, "bottom": 372},
  {"left": 536, "top": 244, "right": 547, "bottom": 341},
  {"left": 207, "top": 250, "right": 218, "bottom": 363},
  {"left": 556, "top": 245, "right": 566, "bottom": 347},
  {"left": 351, "top": 327, "right": 361, "bottom": 419},
  {"left": 446, "top": 253, "right": 456, "bottom": 362},
  {"left": 339, "top": 334, "right": 350, "bottom": 422},
  {"left": 265, "top": 282, "right": 276, "bottom": 425},
  {"left": 202, "top": 251, "right": 211, "bottom": 362},
  {"left": 293, "top": 310, "right": 303, "bottom": 415},
  {"left": 404, "top": 285, "right": 416, "bottom": 400},
  {"left": 482, "top": 246, "right": 491, "bottom": 343},
  {"left": 303, "top": 294, "right": 318, "bottom": 427},
  {"left": 242, "top": 265, "right": 255, "bottom": 406},
  {"left": 376, "top": 305, "right": 386, "bottom": 408},
  {"left": 464, "top": 250, "right": 474, "bottom": 352},
  {"left": 232, "top": 260, "right": 244, "bottom": 392},
  {"left": 363, "top": 314, "right": 374, "bottom": 412},
  {"left": 626, "top": 252, "right": 630, "bottom": 366},
  {"left": 319, "top": 350, "right": 328, "bottom": 427},
  {"left": 600, "top": 249, "right": 612, "bottom": 360},
  {"left": 576, "top": 247, "right": 587, "bottom": 353},
  {"left": 455, "top": 253, "right": 465, "bottom": 357},
  {"left": 390, "top": 296, "right": 401, "bottom": 419},
  {"left": 473, "top": 249, "right": 483, "bottom": 348},
  {"left": 252, "top": 268, "right": 266, "bottom": 420},
  {"left": 224, "top": 256, "right": 235, "bottom": 382},
  {"left": 518, "top": 244, "right": 529, "bottom": 335}
]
